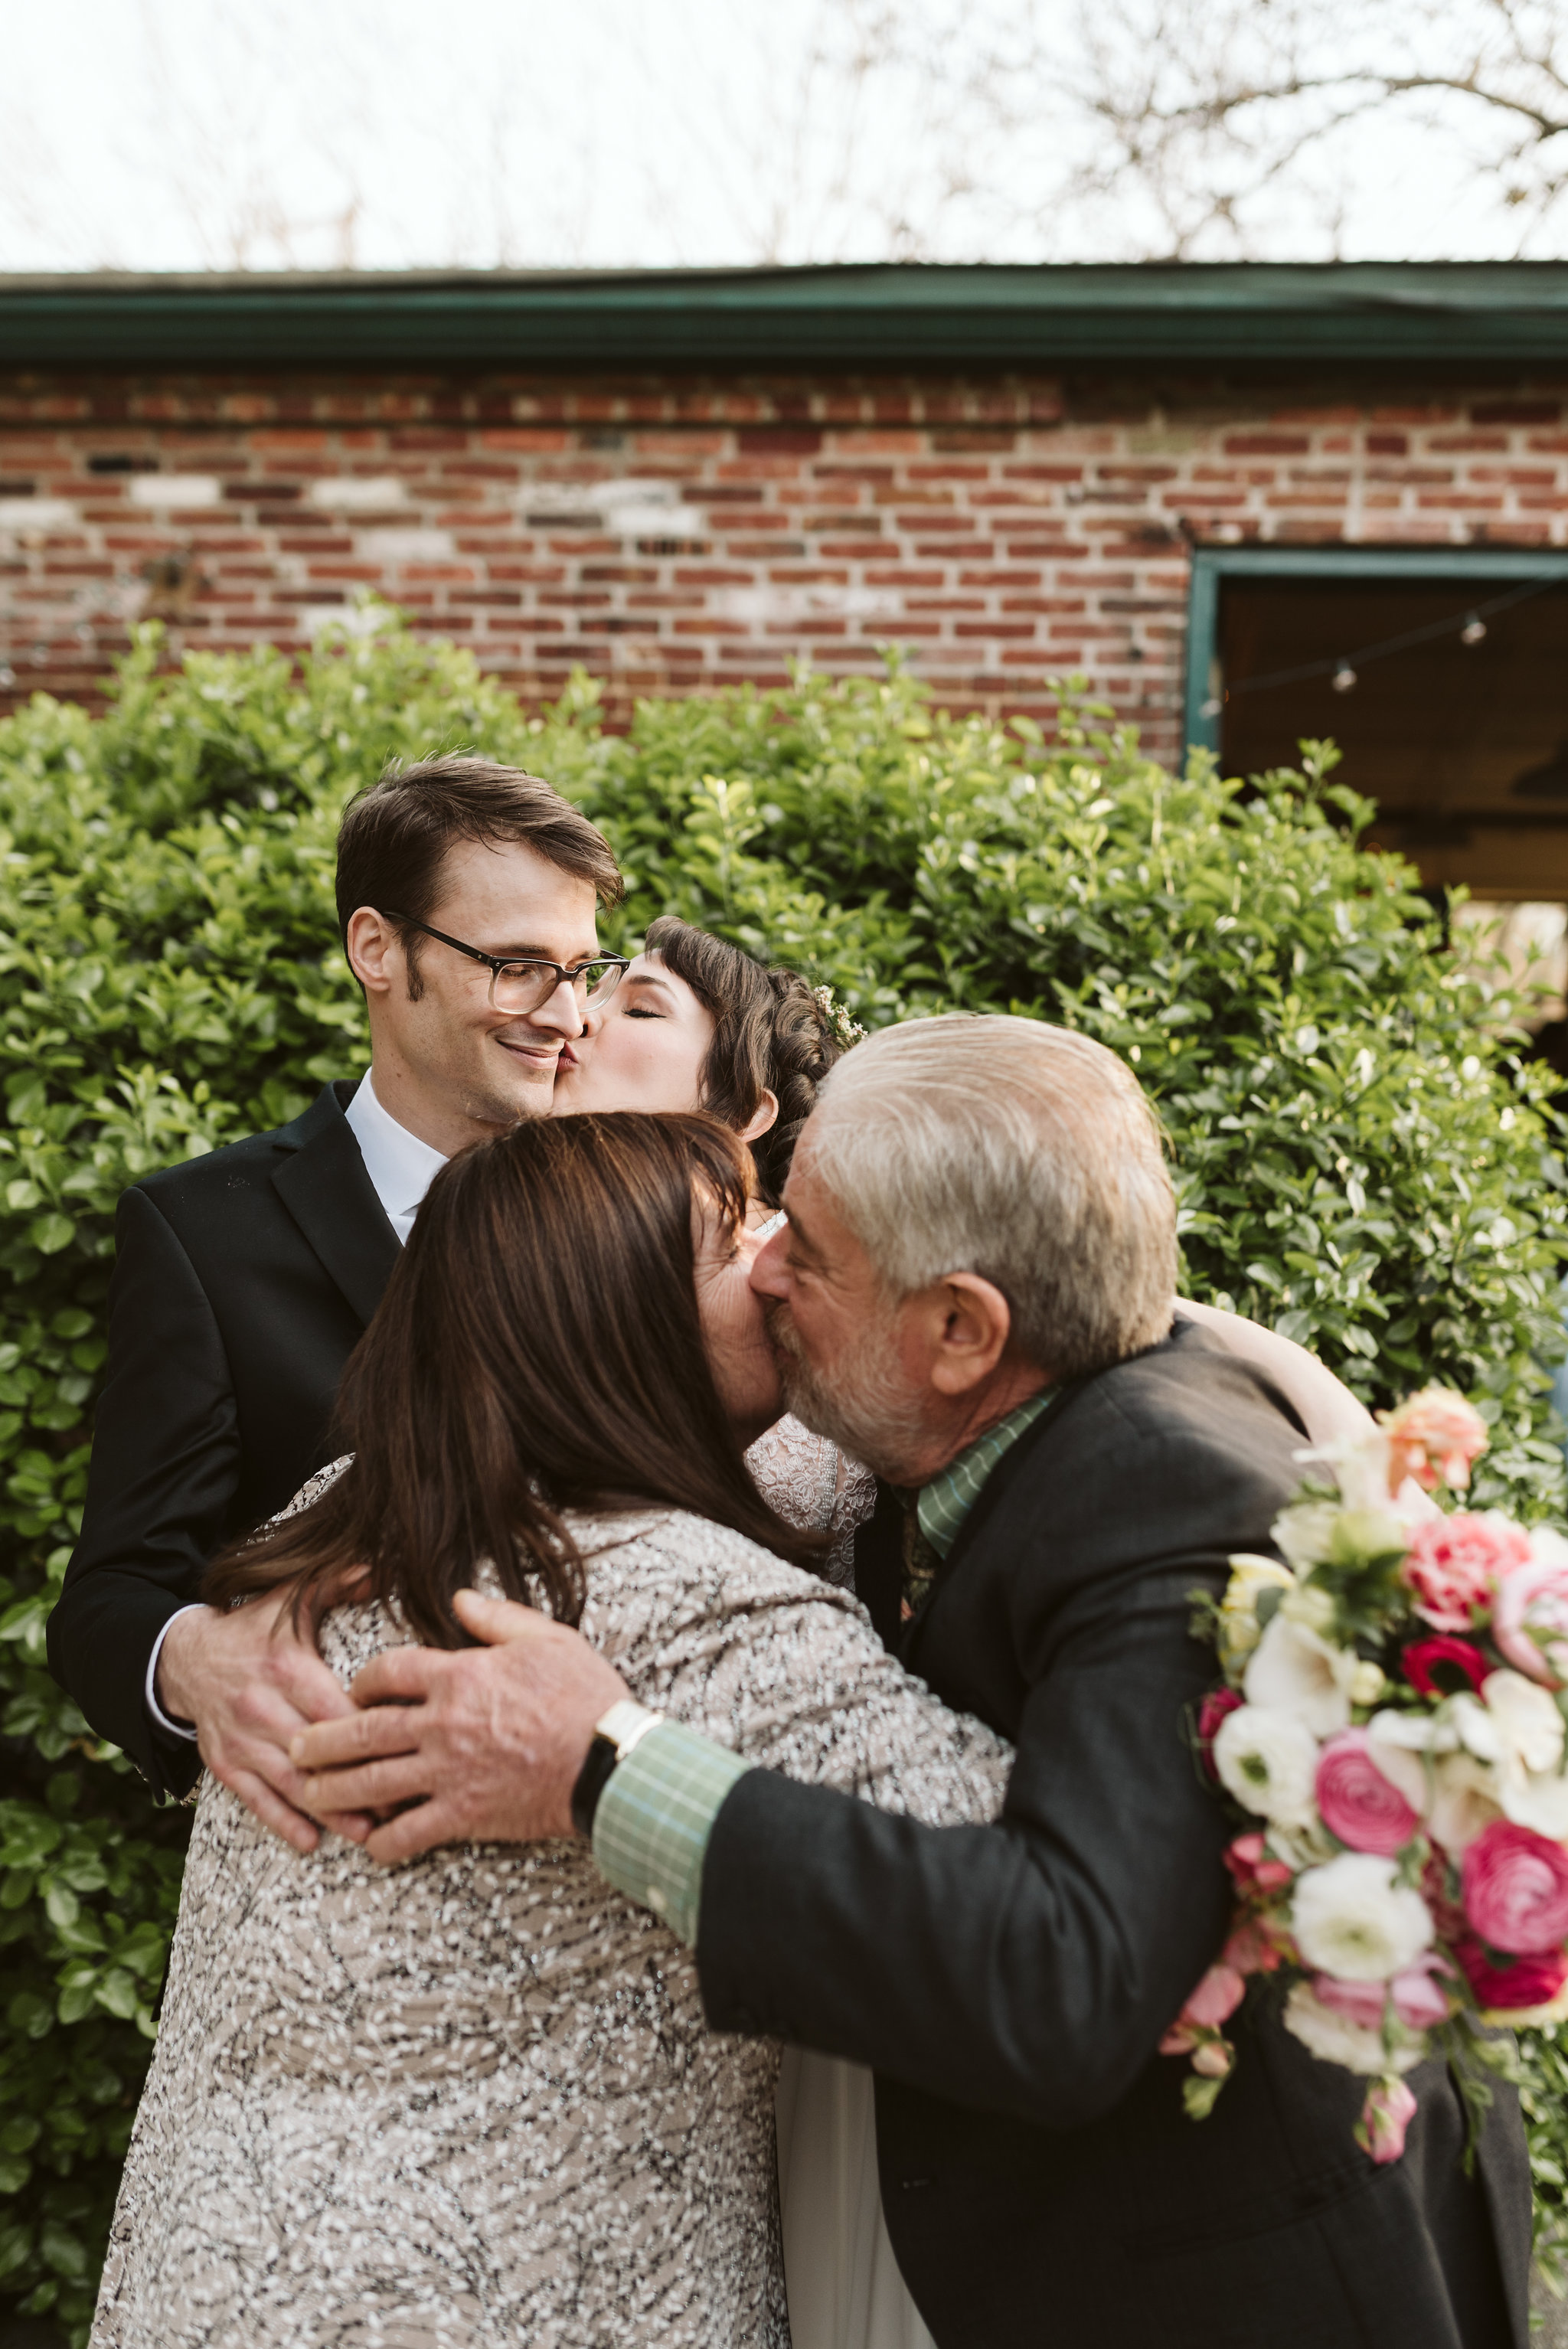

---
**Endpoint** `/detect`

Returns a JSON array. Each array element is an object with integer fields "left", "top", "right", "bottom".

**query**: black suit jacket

[
  {"left": 47, "top": 1081, "right": 399, "bottom": 1797},
  {"left": 698, "top": 1325, "right": 1530, "bottom": 2349}
]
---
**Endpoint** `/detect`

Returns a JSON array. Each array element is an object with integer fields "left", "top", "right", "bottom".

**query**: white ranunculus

[
  {"left": 1272, "top": 1501, "right": 1341, "bottom": 1576},
  {"left": 1283, "top": 1981, "right": 1423, "bottom": 2077},
  {"left": 1243, "top": 1612, "right": 1357, "bottom": 1736},
  {"left": 1481, "top": 1668, "right": 1568, "bottom": 1838},
  {"left": 1499, "top": 1766, "right": 1568, "bottom": 1841},
  {"left": 1449, "top": 1694, "right": 1504, "bottom": 1765},
  {"left": 1482, "top": 1670, "right": 1566, "bottom": 1776},
  {"left": 1426, "top": 1755, "right": 1504, "bottom": 1857},
  {"left": 1213, "top": 1704, "right": 1321, "bottom": 1828},
  {"left": 1364, "top": 1710, "right": 1505, "bottom": 1854},
  {"left": 1367, "top": 1707, "right": 1445, "bottom": 1753},
  {"left": 1290, "top": 1853, "right": 1434, "bottom": 1981}
]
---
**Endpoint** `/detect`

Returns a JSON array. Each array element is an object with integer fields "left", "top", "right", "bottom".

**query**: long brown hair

[
  {"left": 642, "top": 916, "right": 844, "bottom": 1204},
  {"left": 204, "top": 1112, "right": 817, "bottom": 1643}
]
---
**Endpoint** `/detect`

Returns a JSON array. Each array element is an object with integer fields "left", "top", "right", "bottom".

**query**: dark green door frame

[{"left": 1183, "top": 546, "right": 1568, "bottom": 759}]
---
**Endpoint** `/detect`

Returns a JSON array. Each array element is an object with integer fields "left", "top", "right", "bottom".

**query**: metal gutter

[{"left": 5, "top": 263, "right": 1568, "bottom": 369}]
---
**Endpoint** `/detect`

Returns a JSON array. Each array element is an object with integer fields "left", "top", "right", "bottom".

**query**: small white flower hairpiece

[{"left": 812, "top": 984, "right": 865, "bottom": 1050}]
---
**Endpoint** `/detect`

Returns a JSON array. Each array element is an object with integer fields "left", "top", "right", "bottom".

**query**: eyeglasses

[{"left": 382, "top": 912, "right": 629, "bottom": 1018}]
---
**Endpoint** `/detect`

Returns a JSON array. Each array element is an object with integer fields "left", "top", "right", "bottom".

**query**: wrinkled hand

[
  {"left": 289, "top": 1589, "right": 630, "bottom": 1865},
  {"left": 156, "top": 1589, "right": 366, "bottom": 1852}
]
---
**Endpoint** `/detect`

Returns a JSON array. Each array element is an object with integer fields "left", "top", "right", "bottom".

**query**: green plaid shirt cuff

[{"left": 591, "top": 1720, "right": 750, "bottom": 1947}]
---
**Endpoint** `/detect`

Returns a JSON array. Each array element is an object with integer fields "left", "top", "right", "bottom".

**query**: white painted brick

[
  {"left": 128, "top": 475, "right": 221, "bottom": 508},
  {"left": 308, "top": 477, "right": 409, "bottom": 510},
  {"left": 0, "top": 498, "right": 78, "bottom": 530},
  {"left": 360, "top": 528, "right": 455, "bottom": 561}
]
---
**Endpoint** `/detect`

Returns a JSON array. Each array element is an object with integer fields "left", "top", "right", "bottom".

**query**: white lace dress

[
  {"left": 747, "top": 1422, "right": 939, "bottom": 2349},
  {"left": 91, "top": 1439, "right": 1008, "bottom": 2349}
]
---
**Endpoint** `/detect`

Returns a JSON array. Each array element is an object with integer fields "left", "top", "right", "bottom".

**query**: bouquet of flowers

[{"left": 1167, "top": 1387, "right": 1568, "bottom": 2164}]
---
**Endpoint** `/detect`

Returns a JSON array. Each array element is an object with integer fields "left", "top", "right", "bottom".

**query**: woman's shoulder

[
  {"left": 571, "top": 1501, "right": 827, "bottom": 1593},
  {"left": 570, "top": 1503, "right": 864, "bottom": 1648}
]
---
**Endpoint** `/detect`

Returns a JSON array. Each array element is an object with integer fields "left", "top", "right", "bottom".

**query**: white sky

[{"left": 2, "top": 0, "right": 1564, "bottom": 273}]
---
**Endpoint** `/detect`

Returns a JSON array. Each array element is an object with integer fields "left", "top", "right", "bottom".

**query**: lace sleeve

[
  {"left": 583, "top": 1511, "right": 1010, "bottom": 1829},
  {"left": 745, "top": 1416, "right": 877, "bottom": 1589},
  {"left": 264, "top": 1454, "right": 353, "bottom": 1530}
]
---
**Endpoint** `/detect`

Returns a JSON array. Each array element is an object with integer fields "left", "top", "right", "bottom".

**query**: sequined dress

[{"left": 91, "top": 1431, "right": 1007, "bottom": 2349}]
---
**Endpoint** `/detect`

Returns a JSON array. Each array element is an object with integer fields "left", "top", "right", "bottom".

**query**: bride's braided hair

[{"left": 641, "top": 916, "right": 851, "bottom": 1204}]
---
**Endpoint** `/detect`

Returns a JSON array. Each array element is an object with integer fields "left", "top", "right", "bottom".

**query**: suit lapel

[{"left": 270, "top": 1081, "right": 401, "bottom": 1329}]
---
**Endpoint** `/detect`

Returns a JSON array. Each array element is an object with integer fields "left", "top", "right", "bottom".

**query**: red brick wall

[{"left": 3, "top": 368, "right": 1568, "bottom": 757}]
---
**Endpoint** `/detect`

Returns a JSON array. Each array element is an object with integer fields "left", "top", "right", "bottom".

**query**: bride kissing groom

[{"left": 51, "top": 758, "right": 1529, "bottom": 2349}]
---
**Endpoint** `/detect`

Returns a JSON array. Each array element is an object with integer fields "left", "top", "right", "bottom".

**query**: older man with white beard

[{"left": 294, "top": 1014, "right": 1530, "bottom": 2349}]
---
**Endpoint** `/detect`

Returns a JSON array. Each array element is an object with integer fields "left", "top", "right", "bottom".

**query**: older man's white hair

[{"left": 802, "top": 1013, "right": 1177, "bottom": 1380}]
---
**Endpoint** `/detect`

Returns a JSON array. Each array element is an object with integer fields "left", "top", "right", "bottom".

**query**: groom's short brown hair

[{"left": 335, "top": 756, "right": 622, "bottom": 969}]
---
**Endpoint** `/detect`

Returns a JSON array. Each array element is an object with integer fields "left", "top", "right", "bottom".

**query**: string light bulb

[
  {"left": 1460, "top": 614, "right": 1488, "bottom": 645},
  {"left": 1331, "top": 662, "right": 1357, "bottom": 694},
  {"left": 1200, "top": 696, "right": 1222, "bottom": 718}
]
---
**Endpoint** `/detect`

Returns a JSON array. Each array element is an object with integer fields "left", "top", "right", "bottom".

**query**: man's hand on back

[
  {"left": 156, "top": 1593, "right": 366, "bottom": 1851},
  {"left": 289, "top": 1591, "right": 629, "bottom": 1864}
]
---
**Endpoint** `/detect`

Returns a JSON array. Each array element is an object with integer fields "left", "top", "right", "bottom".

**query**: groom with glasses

[{"left": 47, "top": 755, "right": 624, "bottom": 1840}]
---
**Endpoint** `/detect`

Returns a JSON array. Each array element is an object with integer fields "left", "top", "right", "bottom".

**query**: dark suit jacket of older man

[{"left": 697, "top": 1322, "right": 1530, "bottom": 2349}]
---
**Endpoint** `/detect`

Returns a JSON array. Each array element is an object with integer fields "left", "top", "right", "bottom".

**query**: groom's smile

[{"left": 346, "top": 833, "right": 603, "bottom": 1153}]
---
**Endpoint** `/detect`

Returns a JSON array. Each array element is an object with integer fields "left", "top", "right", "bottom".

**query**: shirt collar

[
  {"left": 915, "top": 1387, "right": 1058, "bottom": 1560},
  {"left": 343, "top": 1071, "right": 449, "bottom": 1244}
]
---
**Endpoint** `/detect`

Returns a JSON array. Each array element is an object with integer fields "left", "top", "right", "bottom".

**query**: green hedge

[{"left": 2, "top": 616, "right": 1566, "bottom": 2338}]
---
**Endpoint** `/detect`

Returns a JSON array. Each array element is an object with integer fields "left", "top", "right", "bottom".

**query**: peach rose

[{"left": 1379, "top": 1389, "right": 1489, "bottom": 1494}]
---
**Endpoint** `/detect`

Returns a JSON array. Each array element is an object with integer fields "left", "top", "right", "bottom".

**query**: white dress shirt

[
  {"left": 342, "top": 1066, "right": 450, "bottom": 1244},
  {"left": 145, "top": 1070, "right": 449, "bottom": 1740}
]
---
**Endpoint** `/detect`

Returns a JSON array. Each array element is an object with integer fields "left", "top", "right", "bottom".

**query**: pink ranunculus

[
  {"left": 1312, "top": 1973, "right": 1389, "bottom": 2030},
  {"left": 1197, "top": 1687, "right": 1244, "bottom": 1779},
  {"left": 1401, "top": 1513, "right": 1530, "bottom": 1632},
  {"left": 1223, "top": 1832, "right": 1293, "bottom": 1899},
  {"left": 1358, "top": 2076, "right": 1419, "bottom": 2164},
  {"left": 1462, "top": 1819, "right": 1568, "bottom": 1954},
  {"left": 1492, "top": 1550, "right": 1568, "bottom": 1689},
  {"left": 1380, "top": 1390, "right": 1490, "bottom": 1495},
  {"left": 1315, "top": 1730, "right": 1422, "bottom": 1857},
  {"left": 1454, "top": 1934, "right": 1568, "bottom": 2013},
  {"left": 1401, "top": 1635, "right": 1491, "bottom": 1700},
  {"left": 1312, "top": 1955, "right": 1450, "bottom": 2034},
  {"left": 1389, "top": 1956, "right": 1455, "bottom": 2031}
]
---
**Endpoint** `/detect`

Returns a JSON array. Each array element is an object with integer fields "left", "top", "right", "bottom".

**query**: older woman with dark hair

[{"left": 90, "top": 1111, "right": 1011, "bottom": 2349}]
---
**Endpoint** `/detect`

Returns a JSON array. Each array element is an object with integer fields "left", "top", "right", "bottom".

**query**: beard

[{"left": 765, "top": 1299, "right": 929, "bottom": 1485}]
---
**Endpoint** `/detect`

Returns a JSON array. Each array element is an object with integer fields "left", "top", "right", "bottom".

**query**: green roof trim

[{"left": 5, "top": 263, "right": 1568, "bottom": 369}]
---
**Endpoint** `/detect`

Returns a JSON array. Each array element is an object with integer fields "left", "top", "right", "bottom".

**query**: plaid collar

[{"left": 914, "top": 1386, "right": 1057, "bottom": 1561}]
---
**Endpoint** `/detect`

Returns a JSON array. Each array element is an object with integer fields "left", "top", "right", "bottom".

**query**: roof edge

[{"left": 5, "top": 261, "right": 1568, "bottom": 368}]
